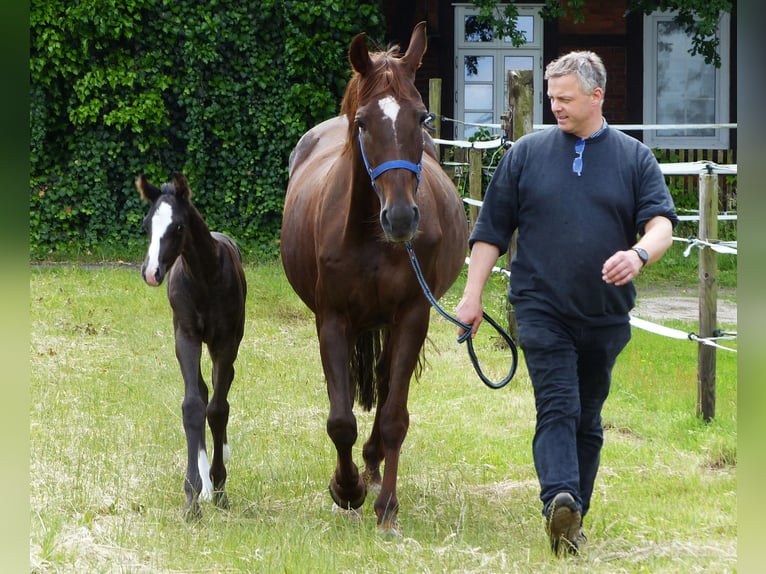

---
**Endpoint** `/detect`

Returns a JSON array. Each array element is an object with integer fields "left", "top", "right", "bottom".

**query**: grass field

[{"left": 29, "top": 262, "right": 736, "bottom": 573}]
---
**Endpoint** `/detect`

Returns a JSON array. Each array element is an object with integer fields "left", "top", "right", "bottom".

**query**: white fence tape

[{"left": 629, "top": 316, "right": 737, "bottom": 352}]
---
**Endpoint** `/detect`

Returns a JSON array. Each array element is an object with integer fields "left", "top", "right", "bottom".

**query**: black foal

[{"left": 137, "top": 172, "right": 247, "bottom": 520}]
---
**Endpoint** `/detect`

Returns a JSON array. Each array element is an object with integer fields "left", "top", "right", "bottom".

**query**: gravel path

[{"left": 633, "top": 293, "right": 737, "bottom": 325}]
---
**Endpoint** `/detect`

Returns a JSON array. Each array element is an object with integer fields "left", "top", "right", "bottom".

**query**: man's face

[{"left": 547, "top": 73, "right": 603, "bottom": 137}]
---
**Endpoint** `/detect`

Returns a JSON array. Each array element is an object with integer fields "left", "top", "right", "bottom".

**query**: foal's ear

[
  {"left": 400, "top": 21, "right": 427, "bottom": 75},
  {"left": 172, "top": 172, "right": 192, "bottom": 200},
  {"left": 349, "top": 32, "right": 373, "bottom": 76},
  {"left": 136, "top": 174, "right": 161, "bottom": 202}
]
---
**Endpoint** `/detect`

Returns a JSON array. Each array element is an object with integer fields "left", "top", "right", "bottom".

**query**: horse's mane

[{"left": 340, "top": 44, "right": 423, "bottom": 149}]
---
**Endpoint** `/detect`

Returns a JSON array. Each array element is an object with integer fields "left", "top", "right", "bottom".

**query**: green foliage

[
  {"left": 472, "top": 0, "right": 731, "bottom": 66},
  {"left": 29, "top": 0, "right": 384, "bottom": 261}
]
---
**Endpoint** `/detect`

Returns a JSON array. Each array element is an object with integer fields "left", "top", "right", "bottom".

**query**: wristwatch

[{"left": 631, "top": 247, "right": 649, "bottom": 267}]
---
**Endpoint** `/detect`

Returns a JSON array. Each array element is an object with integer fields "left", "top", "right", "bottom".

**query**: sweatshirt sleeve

[{"left": 635, "top": 145, "right": 679, "bottom": 235}]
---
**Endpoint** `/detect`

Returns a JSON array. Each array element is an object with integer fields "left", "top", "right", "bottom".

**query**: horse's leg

[
  {"left": 373, "top": 306, "right": 429, "bottom": 534},
  {"left": 175, "top": 331, "right": 208, "bottom": 521},
  {"left": 362, "top": 340, "right": 391, "bottom": 494},
  {"left": 318, "top": 316, "right": 367, "bottom": 511},
  {"left": 207, "top": 344, "right": 236, "bottom": 509}
]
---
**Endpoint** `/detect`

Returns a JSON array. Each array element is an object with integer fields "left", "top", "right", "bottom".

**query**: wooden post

[
  {"left": 468, "top": 147, "right": 482, "bottom": 232},
  {"left": 428, "top": 78, "right": 442, "bottom": 153},
  {"left": 697, "top": 170, "right": 718, "bottom": 421},
  {"left": 511, "top": 69, "right": 534, "bottom": 140},
  {"left": 503, "top": 70, "right": 533, "bottom": 342}
]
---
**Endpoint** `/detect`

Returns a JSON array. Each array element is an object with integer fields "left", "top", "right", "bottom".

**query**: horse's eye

[
  {"left": 422, "top": 112, "right": 435, "bottom": 131},
  {"left": 356, "top": 118, "right": 366, "bottom": 131},
  {"left": 176, "top": 224, "right": 184, "bottom": 233}
]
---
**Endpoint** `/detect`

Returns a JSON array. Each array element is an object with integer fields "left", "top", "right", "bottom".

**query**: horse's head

[
  {"left": 345, "top": 21, "right": 431, "bottom": 243},
  {"left": 136, "top": 172, "right": 192, "bottom": 286}
]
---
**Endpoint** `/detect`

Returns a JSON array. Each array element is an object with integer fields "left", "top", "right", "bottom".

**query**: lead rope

[{"left": 405, "top": 241, "right": 518, "bottom": 389}]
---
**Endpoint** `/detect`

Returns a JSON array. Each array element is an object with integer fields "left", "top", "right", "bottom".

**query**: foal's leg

[
  {"left": 175, "top": 331, "right": 208, "bottom": 521},
  {"left": 207, "top": 345, "right": 237, "bottom": 509},
  {"left": 318, "top": 317, "right": 367, "bottom": 511}
]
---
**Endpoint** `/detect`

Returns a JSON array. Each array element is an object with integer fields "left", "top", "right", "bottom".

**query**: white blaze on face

[
  {"left": 144, "top": 201, "right": 173, "bottom": 283},
  {"left": 378, "top": 96, "right": 400, "bottom": 142}
]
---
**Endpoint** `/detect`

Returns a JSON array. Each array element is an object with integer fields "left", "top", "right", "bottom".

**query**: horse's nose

[{"left": 381, "top": 203, "right": 419, "bottom": 242}]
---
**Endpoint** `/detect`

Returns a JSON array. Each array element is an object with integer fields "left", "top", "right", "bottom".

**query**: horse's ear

[
  {"left": 400, "top": 21, "right": 428, "bottom": 75},
  {"left": 172, "top": 172, "right": 192, "bottom": 200},
  {"left": 349, "top": 32, "right": 373, "bottom": 76},
  {"left": 136, "top": 174, "right": 161, "bottom": 203}
]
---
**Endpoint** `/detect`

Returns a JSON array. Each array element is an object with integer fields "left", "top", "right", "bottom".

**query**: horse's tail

[
  {"left": 351, "top": 329, "right": 381, "bottom": 411},
  {"left": 351, "top": 329, "right": 426, "bottom": 411}
]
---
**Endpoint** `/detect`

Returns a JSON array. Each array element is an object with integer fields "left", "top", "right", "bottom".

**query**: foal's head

[
  {"left": 136, "top": 172, "right": 193, "bottom": 286},
  {"left": 342, "top": 21, "right": 431, "bottom": 243}
]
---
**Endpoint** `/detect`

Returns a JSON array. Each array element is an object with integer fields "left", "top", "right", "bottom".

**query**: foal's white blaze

[
  {"left": 378, "top": 96, "right": 400, "bottom": 142},
  {"left": 197, "top": 448, "right": 214, "bottom": 501},
  {"left": 144, "top": 201, "right": 173, "bottom": 286}
]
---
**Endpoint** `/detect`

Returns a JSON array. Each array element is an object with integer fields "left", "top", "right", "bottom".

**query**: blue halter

[{"left": 357, "top": 128, "right": 422, "bottom": 189}]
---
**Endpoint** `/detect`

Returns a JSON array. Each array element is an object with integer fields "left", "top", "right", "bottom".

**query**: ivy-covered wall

[{"left": 29, "top": 0, "right": 384, "bottom": 261}]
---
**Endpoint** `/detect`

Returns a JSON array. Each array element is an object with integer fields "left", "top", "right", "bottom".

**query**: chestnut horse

[
  {"left": 137, "top": 172, "right": 247, "bottom": 521},
  {"left": 280, "top": 22, "right": 467, "bottom": 533}
]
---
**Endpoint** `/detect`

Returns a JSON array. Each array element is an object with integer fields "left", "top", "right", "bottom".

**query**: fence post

[
  {"left": 468, "top": 147, "right": 482, "bottom": 232},
  {"left": 428, "top": 78, "right": 442, "bottom": 152},
  {"left": 697, "top": 170, "right": 718, "bottom": 421},
  {"left": 503, "top": 70, "right": 533, "bottom": 342}
]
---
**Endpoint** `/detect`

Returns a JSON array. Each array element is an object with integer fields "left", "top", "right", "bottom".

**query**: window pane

[
  {"left": 464, "top": 16, "right": 493, "bottom": 42},
  {"left": 504, "top": 15, "right": 534, "bottom": 43},
  {"left": 504, "top": 56, "right": 533, "bottom": 72},
  {"left": 464, "top": 84, "right": 493, "bottom": 109},
  {"left": 504, "top": 57, "right": 534, "bottom": 111},
  {"left": 655, "top": 20, "right": 716, "bottom": 137},
  {"left": 464, "top": 55, "right": 493, "bottom": 81}
]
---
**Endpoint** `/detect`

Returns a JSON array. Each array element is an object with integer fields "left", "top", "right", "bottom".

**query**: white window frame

[
  {"left": 454, "top": 3, "right": 544, "bottom": 140},
  {"left": 642, "top": 10, "right": 730, "bottom": 149}
]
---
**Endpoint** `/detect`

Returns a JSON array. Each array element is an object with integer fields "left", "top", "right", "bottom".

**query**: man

[{"left": 455, "top": 51, "right": 677, "bottom": 555}]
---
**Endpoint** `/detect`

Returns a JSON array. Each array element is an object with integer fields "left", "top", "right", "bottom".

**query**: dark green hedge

[{"left": 29, "top": 0, "right": 384, "bottom": 261}]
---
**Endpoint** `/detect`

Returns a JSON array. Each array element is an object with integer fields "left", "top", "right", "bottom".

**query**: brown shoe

[{"left": 545, "top": 492, "right": 583, "bottom": 555}]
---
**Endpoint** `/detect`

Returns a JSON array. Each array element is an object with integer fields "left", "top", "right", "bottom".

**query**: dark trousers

[{"left": 517, "top": 311, "right": 631, "bottom": 519}]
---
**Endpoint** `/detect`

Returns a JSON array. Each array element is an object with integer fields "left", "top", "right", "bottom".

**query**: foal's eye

[{"left": 356, "top": 118, "right": 366, "bottom": 131}]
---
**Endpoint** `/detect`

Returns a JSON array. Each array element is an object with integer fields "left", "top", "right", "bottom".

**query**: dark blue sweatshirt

[{"left": 470, "top": 125, "right": 678, "bottom": 326}]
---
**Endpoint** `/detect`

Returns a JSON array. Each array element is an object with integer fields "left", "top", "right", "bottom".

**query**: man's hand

[{"left": 602, "top": 249, "right": 643, "bottom": 286}]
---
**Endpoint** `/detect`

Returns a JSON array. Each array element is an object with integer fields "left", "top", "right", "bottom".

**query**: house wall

[{"left": 382, "top": 1, "right": 735, "bottom": 156}]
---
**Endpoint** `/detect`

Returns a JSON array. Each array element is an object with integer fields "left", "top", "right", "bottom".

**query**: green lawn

[{"left": 29, "top": 262, "right": 736, "bottom": 573}]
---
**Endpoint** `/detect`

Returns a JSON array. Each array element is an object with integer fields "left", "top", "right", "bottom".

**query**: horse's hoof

[
  {"left": 362, "top": 468, "right": 382, "bottom": 495},
  {"left": 328, "top": 480, "right": 366, "bottom": 512},
  {"left": 376, "top": 522, "right": 402, "bottom": 537},
  {"left": 332, "top": 503, "right": 363, "bottom": 520}
]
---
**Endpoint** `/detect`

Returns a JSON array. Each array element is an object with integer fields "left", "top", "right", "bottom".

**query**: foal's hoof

[
  {"left": 213, "top": 490, "right": 229, "bottom": 510},
  {"left": 184, "top": 501, "right": 203, "bottom": 523}
]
